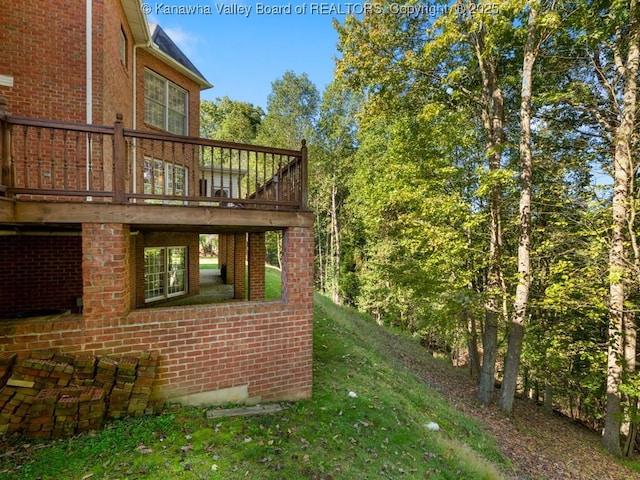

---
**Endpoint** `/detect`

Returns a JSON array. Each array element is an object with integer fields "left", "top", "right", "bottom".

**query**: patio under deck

[{"left": 156, "top": 268, "right": 234, "bottom": 307}]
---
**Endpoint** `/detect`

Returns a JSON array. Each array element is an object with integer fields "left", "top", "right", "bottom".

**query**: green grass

[
  {"left": 0, "top": 294, "right": 510, "bottom": 480},
  {"left": 264, "top": 265, "right": 281, "bottom": 300}
]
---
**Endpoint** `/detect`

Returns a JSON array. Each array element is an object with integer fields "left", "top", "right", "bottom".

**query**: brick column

[
  {"left": 248, "top": 232, "right": 266, "bottom": 300},
  {"left": 233, "top": 233, "right": 246, "bottom": 300},
  {"left": 224, "top": 234, "right": 234, "bottom": 285},
  {"left": 282, "top": 226, "right": 314, "bottom": 308},
  {"left": 82, "top": 223, "right": 131, "bottom": 326},
  {"left": 280, "top": 225, "right": 314, "bottom": 400}
]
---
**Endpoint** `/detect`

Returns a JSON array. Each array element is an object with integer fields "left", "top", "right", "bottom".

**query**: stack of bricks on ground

[{"left": 0, "top": 350, "right": 161, "bottom": 439}]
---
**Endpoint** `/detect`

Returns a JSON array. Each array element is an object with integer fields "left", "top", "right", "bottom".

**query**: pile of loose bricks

[{"left": 0, "top": 350, "right": 161, "bottom": 439}]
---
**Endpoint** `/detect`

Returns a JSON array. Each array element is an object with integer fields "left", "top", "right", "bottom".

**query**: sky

[{"left": 146, "top": 0, "right": 352, "bottom": 109}]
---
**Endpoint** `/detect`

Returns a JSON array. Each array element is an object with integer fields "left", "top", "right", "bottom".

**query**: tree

[
  {"left": 312, "top": 80, "right": 359, "bottom": 303},
  {"left": 256, "top": 71, "right": 319, "bottom": 149},
  {"left": 256, "top": 71, "right": 320, "bottom": 267},
  {"left": 498, "top": 0, "right": 563, "bottom": 413},
  {"left": 200, "top": 96, "right": 263, "bottom": 143},
  {"left": 602, "top": 0, "right": 640, "bottom": 455}
]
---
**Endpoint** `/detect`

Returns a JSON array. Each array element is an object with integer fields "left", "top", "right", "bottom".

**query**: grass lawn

[{"left": 0, "top": 294, "right": 509, "bottom": 479}]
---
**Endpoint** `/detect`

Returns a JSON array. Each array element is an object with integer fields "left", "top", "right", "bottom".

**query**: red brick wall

[
  {"left": 99, "top": 1, "right": 135, "bottom": 127},
  {"left": 82, "top": 223, "right": 131, "bottom": 321},
  {"left": 0, "top": 0, "right": 87, "bottom": 120},
  {"left": 0, "top": 235, "right": 83, "bottom": 316},
  {"left": 0, "top": 224, "right": 314, "bottom": 403},
  {"left": 0, "top": 1, "right": 200, "bottom": 133}
]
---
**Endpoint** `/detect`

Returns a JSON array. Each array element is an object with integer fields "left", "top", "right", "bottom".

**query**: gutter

[{"left": 131, "top": 41, "right": 152, "bottom": 196}]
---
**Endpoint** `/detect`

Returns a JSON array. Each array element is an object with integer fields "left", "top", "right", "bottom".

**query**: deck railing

[{"left": 0, "top": 99, "right": 307, "bottom": 211}]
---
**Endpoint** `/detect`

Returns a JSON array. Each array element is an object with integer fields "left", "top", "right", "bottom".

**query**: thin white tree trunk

[
  {"left": 604, "top": 0, "right": 639, "bottom": 456},
  {"left": 498, "top": 6, "right": 539, "bottom": 414}
]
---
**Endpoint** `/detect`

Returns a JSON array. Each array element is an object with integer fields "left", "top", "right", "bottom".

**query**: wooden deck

[{"left": 0, "top": 97, "right": 310, "bottom": 230}]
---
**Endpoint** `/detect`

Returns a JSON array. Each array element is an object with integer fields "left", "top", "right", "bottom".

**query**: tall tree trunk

[
  {"left": 498, "top": 6, "right": 539, "bottom": 414},
  {"left": 467, "top": 307, "right": 481, "bottom": 380},
  {"left": 604, "top": 0, "right": 639, "bottom": 456},
  {"left": 475, "top": 47, "right": 506, "bottom": 405},
  {"left": 330, "top": 177, "right": 342, "bottom": 304}
]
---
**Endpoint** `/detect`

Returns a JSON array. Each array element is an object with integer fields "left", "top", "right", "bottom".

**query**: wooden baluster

[
  {"left": 48, "top": 129, "right": 54, "bottom": 189},
  {"left": 62, "top": 130, "right": 68, "bottom": 190},
  {"left": 36, "top": 127, "right": 42, "bottom": 189}
]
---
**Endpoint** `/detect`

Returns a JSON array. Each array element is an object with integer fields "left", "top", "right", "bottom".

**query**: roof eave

[
  {"left": 144, "top": 45, "right": 213, "bottom": 90},
  {"left": 122, "top": 0, "right": 152, "bottom": 44}
]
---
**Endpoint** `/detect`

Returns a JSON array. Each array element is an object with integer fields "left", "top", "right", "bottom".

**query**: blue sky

[{"left": 146, "top": 0, "right": 350, "bottom": 109}]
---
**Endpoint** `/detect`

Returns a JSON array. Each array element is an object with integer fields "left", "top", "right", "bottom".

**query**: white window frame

[
  {"left": 143, "top": 156, "right": 189, "bottom": 204},
  {"left": 119, "top": 27, "right": 127, "bottom": 67},
  {"left": 144, "top": 246, "right": 188, "bottom": 302},
  {"left": 144, "top": 69, "right": 188, "bottom": 135}
]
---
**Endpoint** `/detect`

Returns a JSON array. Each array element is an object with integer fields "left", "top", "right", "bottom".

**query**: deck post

[
  {"left": 113, "top": 113, "right": 126, "bottom": 203},
  {"left": 300, "top": 140, "right": 308, "bottom": 210}
]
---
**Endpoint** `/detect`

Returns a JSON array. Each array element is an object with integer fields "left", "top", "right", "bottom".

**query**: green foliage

[
  {"left": 255, "top": 71, "right": 319, "bottom": 150},
  {"left": 200, "top": 97, "right": 264, "bottom": 143}
]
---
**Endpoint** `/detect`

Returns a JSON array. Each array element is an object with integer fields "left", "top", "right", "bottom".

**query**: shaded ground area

[
  {"left": 379, "top": 331, "right": 640, "bottom": 480},
  {"left": 155, "top": 269, "right": 233, "bottom": 307}
]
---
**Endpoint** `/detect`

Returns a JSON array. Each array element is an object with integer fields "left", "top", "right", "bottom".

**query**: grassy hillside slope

[{"left": 3, "top": 294, "right": 636, "bottom": 479}]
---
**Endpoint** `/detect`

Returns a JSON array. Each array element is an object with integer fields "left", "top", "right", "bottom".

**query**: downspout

[
  {"left": 132, "top": 41, "right": 152, "bottom": 196},
  {"left": 86, "top": 0, "right": 92, "bottom": 199}
]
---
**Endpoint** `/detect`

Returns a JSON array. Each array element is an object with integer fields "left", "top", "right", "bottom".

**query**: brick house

[{"left": 0, "top": 0, "right": 314, "bottom": 405}]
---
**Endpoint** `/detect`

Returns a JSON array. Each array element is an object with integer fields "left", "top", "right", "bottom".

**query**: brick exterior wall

[
  {"left": 0, "top": 2, "right": 313, "bottom": 405},
  {"left": 99, "top": 1, "right": 135, "bottom": 127},
  {"left": 0, "top": 224, "right": 314, "bottom": 403},
  {"left": 0, "top": 235, "right": 83, "bottom": 316},
  {"left": 0, "top": 0, "right": 88, "bottom": 120},
  {"left": 0, "top": 1, "right": 202, "bottom": 132}
]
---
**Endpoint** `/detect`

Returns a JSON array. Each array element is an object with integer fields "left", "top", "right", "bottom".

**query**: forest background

[{"left": 199, "top": 0, "right": 640, "bottom": 457}]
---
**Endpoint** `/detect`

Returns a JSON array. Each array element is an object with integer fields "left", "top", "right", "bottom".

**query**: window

[
  {"left": 144, "top": 69, "right": 188, "bottom": 135},
  {"left": 119, "top": 28, "right": 127, "bottom": 67},
  {"left": 144, "top": 247, "right": 187, "bottom": 302},
  {"left": 143, "top": 157, "right": 188, "bottom": 203}
]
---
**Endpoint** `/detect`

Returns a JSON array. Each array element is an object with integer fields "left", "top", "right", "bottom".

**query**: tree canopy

[{"left": 202, "top": 0, "right": 640, "bottom": 457}]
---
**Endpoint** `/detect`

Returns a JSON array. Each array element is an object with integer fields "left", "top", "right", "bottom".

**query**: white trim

[
  {"left": 86, "top": 0, "right": 93, "bottom": 200},
  {"left": 0, "top": 75, "right": 14, "bottom": 87},
  {"left": 85, "top": 0, "right": 92, "bottom": 124}
]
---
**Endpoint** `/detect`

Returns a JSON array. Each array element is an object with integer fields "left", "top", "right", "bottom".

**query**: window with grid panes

[
  {"left": 143, "top": 157, "right": 188, "bottom": 204},
  {"left": 144, "top": 246, "right": 187, "bottom": 302},
  {"left": 144, "top": 69, "right": 188, "bottom": 135}
]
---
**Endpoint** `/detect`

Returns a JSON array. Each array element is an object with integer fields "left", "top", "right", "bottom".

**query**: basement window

[{"left": 144, "top": 246, "right": 187, "bottom": 302}]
